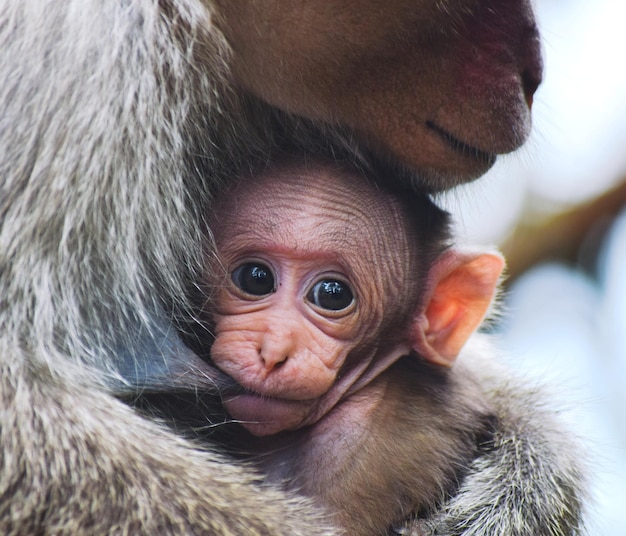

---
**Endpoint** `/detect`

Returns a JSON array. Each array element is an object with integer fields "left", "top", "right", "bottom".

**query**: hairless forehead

[{"left": 216, "top": 160, "right": 412, "bottom": 252}]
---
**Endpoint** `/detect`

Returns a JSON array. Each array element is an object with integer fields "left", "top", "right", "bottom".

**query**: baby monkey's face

[
  {"left": 207, "top": 160, "right": 503, "bottom": 437},
  {"left": 209, "top": 163, "right": 414, "bottom": 436}
]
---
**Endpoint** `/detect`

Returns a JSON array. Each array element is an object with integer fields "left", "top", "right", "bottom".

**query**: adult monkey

[{"left": 0, "top": 1, "right": 584, "bottom": 535}]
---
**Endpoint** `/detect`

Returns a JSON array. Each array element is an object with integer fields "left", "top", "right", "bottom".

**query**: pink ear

[{"left": 410, "top": 250, "right": 504, "bottom": 367}]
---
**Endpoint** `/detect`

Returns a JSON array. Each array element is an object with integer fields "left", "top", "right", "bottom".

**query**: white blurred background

[{"left": 440, "top": 0, "right": 626, "bottom": 533}]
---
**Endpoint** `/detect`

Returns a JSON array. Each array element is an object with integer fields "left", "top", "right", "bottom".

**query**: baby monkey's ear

[{"left": 410, "top": 250, "right": 505, "bottom": 367}]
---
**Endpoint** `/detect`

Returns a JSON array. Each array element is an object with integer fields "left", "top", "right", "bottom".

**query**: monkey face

[
  {"left": 213, "top": 0, "right": 542, "bottom": 187},
  {"left": 208, "top": 163, "right": 415, "bottom": 436}
]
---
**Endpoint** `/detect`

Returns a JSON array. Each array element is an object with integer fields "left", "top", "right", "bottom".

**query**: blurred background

[{"left": 439, "top": 0, "right": 626, "bottom": 532}]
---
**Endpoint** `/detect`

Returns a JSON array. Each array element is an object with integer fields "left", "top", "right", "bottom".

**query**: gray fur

[
  {"left": 0, "top": 0, "right": 585, "bottom": 534},
  {"left": 396, "top": 339, "right": 588, "bottom": 536},
  {"left": 0, "top": 1, "right": 336, "bottom": 534}
]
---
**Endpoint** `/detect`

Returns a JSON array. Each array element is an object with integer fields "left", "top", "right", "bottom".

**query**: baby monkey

[{"left": 205, "top": 158, "right": 504, "bottom": 535}]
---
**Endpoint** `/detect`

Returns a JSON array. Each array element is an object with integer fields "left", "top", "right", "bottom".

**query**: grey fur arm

[{"left": 398, "top": 340, "right": 587, "bottom": 536}]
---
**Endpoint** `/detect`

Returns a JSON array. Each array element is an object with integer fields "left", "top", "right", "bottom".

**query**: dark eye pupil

[
  {"left": 308, "top": 280, "right": 354, "bottom": 311},
  {"left": 231, "top": 263, "right": 275, "bottom": 296}
]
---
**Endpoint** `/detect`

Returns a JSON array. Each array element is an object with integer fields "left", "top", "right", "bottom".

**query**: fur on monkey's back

[{"left": 397, "top": 335, "right": 588, "bottom": 536}]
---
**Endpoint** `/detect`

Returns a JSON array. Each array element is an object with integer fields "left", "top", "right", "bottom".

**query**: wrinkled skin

[
  {"left": 209, "top": 163, "right": 424, "bottom": 436},
  {"left": 208, "top": 160, "right": 501, "bottom": 439}
]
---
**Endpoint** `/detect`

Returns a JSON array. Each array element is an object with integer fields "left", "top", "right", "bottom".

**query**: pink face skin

[{"left": 210, "top": 162, "right": 417, "bottom": 436}]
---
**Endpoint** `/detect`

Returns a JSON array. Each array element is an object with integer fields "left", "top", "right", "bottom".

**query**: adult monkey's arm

[{"left": 397, "top": 343, "right": 586, "bottom": 536}]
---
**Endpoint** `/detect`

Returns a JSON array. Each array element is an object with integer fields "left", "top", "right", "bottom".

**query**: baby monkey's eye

[
  {"left": 231, "top": 262, "right": 276, "bottom": 296},
  {"left": 307, "top": 279, "right": 354, "bottom": 312}
]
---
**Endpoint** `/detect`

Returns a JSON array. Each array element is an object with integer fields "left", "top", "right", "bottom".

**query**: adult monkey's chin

[
  {"left": 351, "top": 121, "right": 501, "bottom": 192},
  {"left": 215, "top": 0, "right": 543, "bottom": 191}
]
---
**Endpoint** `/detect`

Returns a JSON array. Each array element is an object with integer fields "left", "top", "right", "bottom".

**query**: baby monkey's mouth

[
  {"left": 218, "top": 376, "right": 314, "bottom": 404},
  {"left": 426, "top": 120, "right": 496, "bottom": 166}
]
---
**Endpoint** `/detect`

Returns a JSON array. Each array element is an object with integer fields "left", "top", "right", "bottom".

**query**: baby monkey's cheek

[{"left": 211, "top": 334, "right": 262, "bottom": 382}]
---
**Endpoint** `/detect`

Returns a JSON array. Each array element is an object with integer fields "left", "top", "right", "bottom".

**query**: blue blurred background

[{"left": 439, "top": 1, "right": 626, "bottom": 532}]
